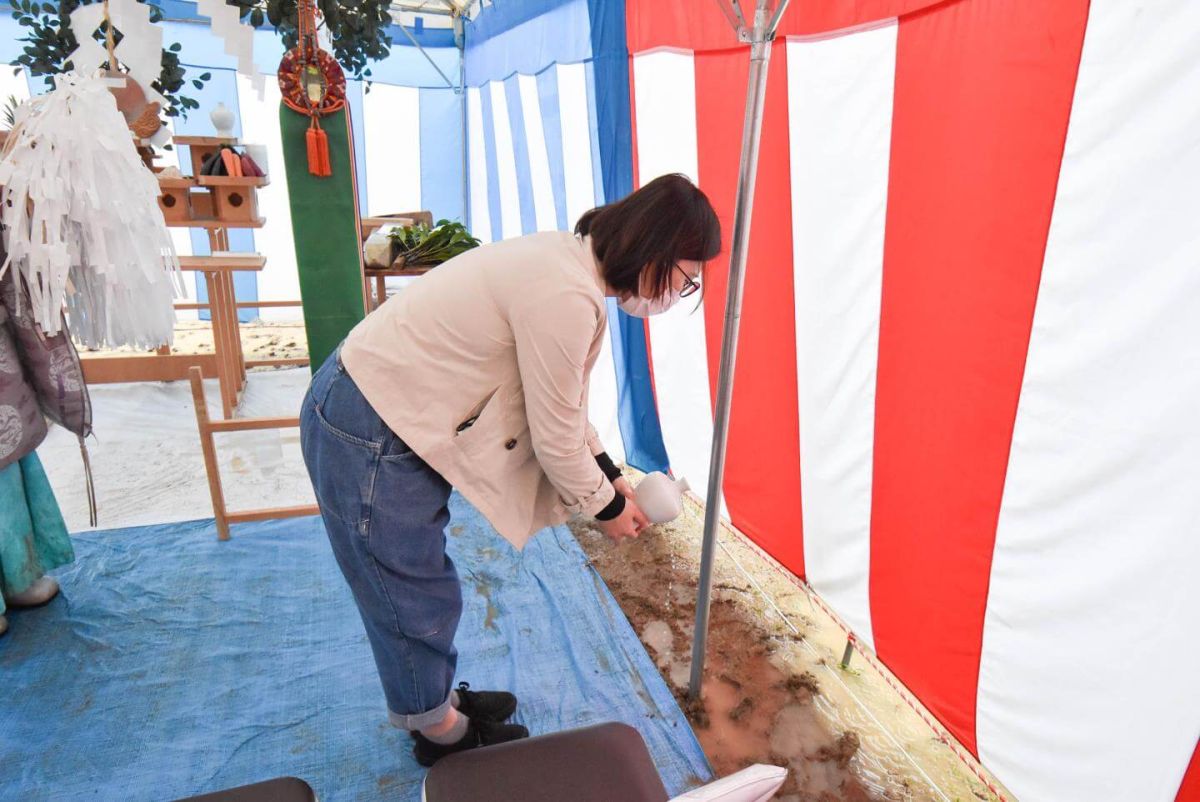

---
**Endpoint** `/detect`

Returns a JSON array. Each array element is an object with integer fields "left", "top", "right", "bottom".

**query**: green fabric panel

[{"left": 280, "top": 106, "right": 365, "bottom": 372}]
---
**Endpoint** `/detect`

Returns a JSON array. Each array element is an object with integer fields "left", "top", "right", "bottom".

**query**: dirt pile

[{"left": 571, "top": 515, "right": 893, "bottom": 801}]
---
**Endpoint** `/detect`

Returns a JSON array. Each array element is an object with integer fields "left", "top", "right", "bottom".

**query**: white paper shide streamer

[
  {"left": 67, "top": 0, "right": 170, "bottom": 111},
  {"left": 0, "top": 72, "right": 183, "bottom": 349},
  {"left": 194, "top": 0, "right": 266, "bottom": 99}
]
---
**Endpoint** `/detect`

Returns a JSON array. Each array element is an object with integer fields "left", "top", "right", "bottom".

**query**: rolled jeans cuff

[{"left": 387, "top": 692, "right": 455, "bottom": 731}]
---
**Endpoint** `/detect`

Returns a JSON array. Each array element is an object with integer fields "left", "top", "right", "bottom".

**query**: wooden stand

[
  {"left": 361, "top": 212, "right": 435, "bottom": 311},
  {"left": 185, "top": 250, "right": 262, "bottom": 419},
  {"left": 364, "top": 265, "right": 435, "bottom": 311},
  {"left": 157, "top": 177, "right": 194, "bottom": 222},
  {"left": 189, "top": 367, "right": 318, "bottom": 541},
  {"left": 82, "top": 136, "right": 307, "bottom": 417}
]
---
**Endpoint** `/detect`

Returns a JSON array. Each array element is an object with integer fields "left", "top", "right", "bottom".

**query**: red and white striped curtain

[{"left": 627, "top": 1, "right": 1200, "bottom": 800}]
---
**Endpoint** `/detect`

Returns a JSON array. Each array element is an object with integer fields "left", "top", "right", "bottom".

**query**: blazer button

[{"left": 504, "top": 438, "right": 518, "bottom": 450}]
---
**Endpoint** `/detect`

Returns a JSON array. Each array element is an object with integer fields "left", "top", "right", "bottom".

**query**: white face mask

[{"left": 619, "top": 288, "right": 682, "bottom": 318}]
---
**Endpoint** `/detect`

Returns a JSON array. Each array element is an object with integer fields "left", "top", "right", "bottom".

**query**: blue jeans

[{"left": 299, "top": 347, "right": 461, "bottom": 731}]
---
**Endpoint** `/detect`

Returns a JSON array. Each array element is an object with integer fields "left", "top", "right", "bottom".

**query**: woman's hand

[
  {"left": 612, "top": 476, "right": 636, "bottom": 501},
  {"left": 599, "top": 497, "right": 650, "bottom": 543}
]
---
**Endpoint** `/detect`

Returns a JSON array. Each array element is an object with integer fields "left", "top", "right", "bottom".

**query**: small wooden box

[
  {"left": 174, "top": 135, "right": 237, "bottom": 175},
  {"left": 196, "top": 176, "right": 269, "bottom": 224},
  {"left": 157, "top": 177, "right": 195, "bottom": 222},
  {"left": 190, "top": 188, "right": 216, "bottom": 220}
]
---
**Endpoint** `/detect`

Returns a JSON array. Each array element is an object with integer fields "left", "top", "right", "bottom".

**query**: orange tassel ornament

[
  {"left": 278, "top": 0, "right": 345, "bottom": 178},
  {"left": 306, "top": 114, "right": 332, "bottom": 177}
]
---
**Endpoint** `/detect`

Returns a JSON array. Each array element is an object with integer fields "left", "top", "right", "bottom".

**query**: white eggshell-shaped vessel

[{"left": 634, "top": 472, "right": 691, "bottom": 524}]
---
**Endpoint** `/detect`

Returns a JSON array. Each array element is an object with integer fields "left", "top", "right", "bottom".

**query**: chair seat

[
  {"left": 422, "top": 722, "right": 670, "bottom": 802},
  {"left": 172, "top": 777, "right": 317, "bottom": 802}
]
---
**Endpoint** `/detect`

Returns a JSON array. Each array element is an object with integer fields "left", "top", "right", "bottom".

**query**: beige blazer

[{"left": 340, "top": 230, "right": 616, "bottom": 548}]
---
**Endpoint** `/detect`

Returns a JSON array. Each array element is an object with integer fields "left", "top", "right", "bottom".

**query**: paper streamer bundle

[{"left": 0, "top": 72, "right": 183, "bottom": 350}]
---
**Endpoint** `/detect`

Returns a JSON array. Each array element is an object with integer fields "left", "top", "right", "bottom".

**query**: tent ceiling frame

[
  {"left": 390, "top": 1, "right": 453, "bottom": 15},
  {"left": 688, "top": 0, "right": 793, "bottom": 700},
  {"left": 389, "top": 0, "right": 480, "bottom": 17},
  {"left": 711, "top": 0, "right": 748, "bottom": 34},
  {"left": 767, "top": 0, "right": 791, "bottom": 34},
  {"left": 396, "top": 20, "right": 459, "bottom": 90}
]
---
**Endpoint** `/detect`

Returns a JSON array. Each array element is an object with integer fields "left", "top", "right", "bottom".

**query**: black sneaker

[
  {"left": 453, "top": 682, "right": 518, "bottom": 722},
  {"left": 412, "top": 717, "right": 529, "bottom": 767}
]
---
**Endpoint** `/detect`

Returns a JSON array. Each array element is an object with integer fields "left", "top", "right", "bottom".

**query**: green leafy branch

[
  {"left": 225, "top": 0, "right": 393, "bottom": 82},
  {"left": 10, "top": 0, "right": 395, "bottom": 119},
  {"left": 3, "top": 94, "right": 20, "bottom": 127},
  {"left": 388, "top": 220, "right": 481, "bottom": 266}
]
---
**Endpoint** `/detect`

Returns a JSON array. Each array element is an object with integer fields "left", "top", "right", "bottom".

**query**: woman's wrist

[
  {"left": 594, "top": 451, "right": 623, "bottom": 483},
  {"left": 593, "top": 490, "right": 626, "bottom": 521}
]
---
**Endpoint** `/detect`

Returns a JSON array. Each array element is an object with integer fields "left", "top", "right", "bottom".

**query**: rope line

[{"left": 680, "top": 495, "right": 1010, "bottom": 802}]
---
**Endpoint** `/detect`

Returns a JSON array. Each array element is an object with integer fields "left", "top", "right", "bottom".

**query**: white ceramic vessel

[
  {"left": 634, "top": 472, "right": 691, "bottom": 524},
  {"left": 210, "top": 102, "right": 236, "bottom": 138}
]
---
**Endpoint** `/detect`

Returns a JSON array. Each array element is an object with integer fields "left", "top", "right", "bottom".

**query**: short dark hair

[{"left": 575, "top": 173, "right": 721, "bottom": 297}]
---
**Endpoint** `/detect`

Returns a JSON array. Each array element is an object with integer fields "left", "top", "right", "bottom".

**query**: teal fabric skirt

[{"left": 0, "top": 451, "right": 74, "bottom": 617}]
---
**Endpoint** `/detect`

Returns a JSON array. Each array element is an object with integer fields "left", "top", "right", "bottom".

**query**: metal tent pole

[
  {"left": 688, "top": 0, "right": 791, "bottom": 700},
  {"left": 398, "top": 22, "right": 457, "bottom": 90},
  {"left": 455, "top": 12, "right": 468, "bottom": 223}
]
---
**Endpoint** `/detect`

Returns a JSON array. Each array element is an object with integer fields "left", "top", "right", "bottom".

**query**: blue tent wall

[{"left": 462, "top": 0, "right": 668, "bottom": 473}]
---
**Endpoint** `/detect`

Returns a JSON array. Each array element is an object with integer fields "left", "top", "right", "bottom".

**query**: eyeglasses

[{"left": 675, "top": 264, "right": 701, "bottom": 299}]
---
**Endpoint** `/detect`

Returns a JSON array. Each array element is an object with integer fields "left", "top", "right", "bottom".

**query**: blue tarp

[{"left": 0, "top": 497, "right": 711, "bottom": 800}]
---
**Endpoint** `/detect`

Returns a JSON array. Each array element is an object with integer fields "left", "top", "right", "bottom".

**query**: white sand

[{"left": 40, "top": 367, "right": 314, "bottom": 533}]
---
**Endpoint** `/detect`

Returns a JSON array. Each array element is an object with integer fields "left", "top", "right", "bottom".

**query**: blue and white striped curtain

[
  {"left": 462, "top": 0, "right": 668, "bottom": 472},
  {"left": 465, "top": 64, "right": 600, "bottom": 243}
]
